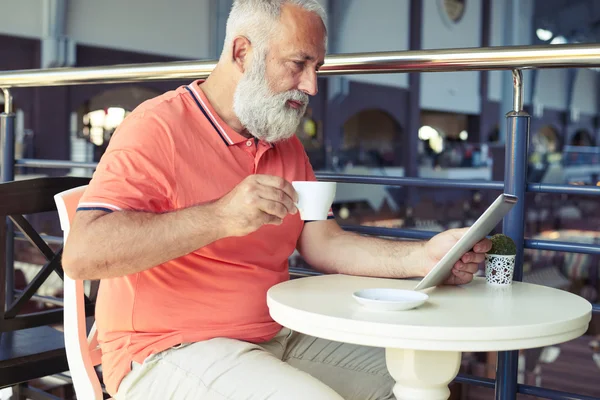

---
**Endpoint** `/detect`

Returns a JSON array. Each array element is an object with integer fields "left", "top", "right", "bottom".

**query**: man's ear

[{"left": 232, "top": 36, "right": 251, "bottom": 73}]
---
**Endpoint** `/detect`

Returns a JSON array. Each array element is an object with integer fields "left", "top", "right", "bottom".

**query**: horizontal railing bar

[
  {"left": 342, "top": 225, "right": 438, "bottom": 240},
  {"left": 12, "top": 160, "right": 599, "bottom": 197},
  {"left": 525, "top": 239, "right": 600, "bottom": 255},
  {"left": 50, "top": 373, "right": 74, "bottom": 384},
  {"left": 0, "top": 59, "right": 216, "bottom": 88},
  {"left": 518, "top": 383, "right": 600, "bottom": 400},
  {"left": 454, "top": 374, "right": 600, "bottom": 399},
  {"left": 316, "top": 173, "right": 504, "bottom": 190},
  {"left": 15, "top": 158, "right": 98, "bottom": 169},
  {"left": 12, "top": 161, "right": 599, "bottom": 198},
  {"left": 12, "top": 192, "right": 599, "bottom": 256},
  {"left": 527, "top": 183, "right": 600, "bottom": 196},
  {"left": 2, "top": 44, "right": 600, "bottom": 88},
  {"left": 342, "top": 226, "right": 600, "bottom": 255},
  {"left": 563, "top": 145, "right": 600, "bottom": 154},
  {"left": 15, "top": 161, "right": 504, "bottom": 190},
  {"left": 15, "top": 231, "right": 63, "bottom": 245},
  {"left": 20, "top": 386, "right": 64, "bottom": 400},
  {"left": 454, "top": 373, "right": 495, "bottom": 389},
  {"left": 0, "top": 309, "right": 64, "bottom": 332},
  {"left": 13, "top": 289, "right": 64, "bottom": 307}
]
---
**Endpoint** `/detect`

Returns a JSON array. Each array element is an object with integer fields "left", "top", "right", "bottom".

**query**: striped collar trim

[{"left": 186, "top": 83, "right": 234, "bottom": 146}]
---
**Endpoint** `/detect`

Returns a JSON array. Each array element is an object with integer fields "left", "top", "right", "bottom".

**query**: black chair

[{"left": 0, "top": 177, "right": 91, "bottom": 394}]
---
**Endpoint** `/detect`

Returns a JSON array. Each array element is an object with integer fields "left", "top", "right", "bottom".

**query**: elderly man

[{"left": 63, "top": 0, "right": 491, "bottom": 399}]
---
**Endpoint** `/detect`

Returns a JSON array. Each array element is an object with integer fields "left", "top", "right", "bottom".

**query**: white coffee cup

[{"left": 291, "top": 181, "right": 336, "bottom": 221}]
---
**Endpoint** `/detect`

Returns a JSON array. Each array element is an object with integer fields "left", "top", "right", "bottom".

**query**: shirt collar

[{"left": 186, "top": 80, "right": 273, "bottom": 148}]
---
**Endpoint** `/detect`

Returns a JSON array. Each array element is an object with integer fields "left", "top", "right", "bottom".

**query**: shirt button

[{"left": 246, "top": 140, "right": 252, "bottom": 147}]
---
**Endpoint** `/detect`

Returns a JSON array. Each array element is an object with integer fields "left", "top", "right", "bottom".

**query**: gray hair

[{"left": 222, "top": 0, "right": 327, "bottom": 58}]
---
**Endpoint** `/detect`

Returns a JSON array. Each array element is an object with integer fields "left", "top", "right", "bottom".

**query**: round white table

[{"left": 267, "top": 274, "right": 592, "bottom": 400}]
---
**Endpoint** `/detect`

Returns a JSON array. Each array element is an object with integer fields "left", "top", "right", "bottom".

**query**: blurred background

[{"left": 1, "top": 0, "right": 600, "bottom": 398}]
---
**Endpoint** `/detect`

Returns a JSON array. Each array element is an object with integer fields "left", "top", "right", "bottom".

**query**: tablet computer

[{"left": 413, "top": 193, "right": 518, "bottom": 291}]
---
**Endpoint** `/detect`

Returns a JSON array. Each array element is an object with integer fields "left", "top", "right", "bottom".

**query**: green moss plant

[{"left": 488, "top": 234, "right": 517, "bottom": 256}]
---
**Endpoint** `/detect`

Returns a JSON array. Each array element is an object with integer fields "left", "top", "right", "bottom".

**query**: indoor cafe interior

[{"left": 1, "top": 0, "right": 600, "bottom": 399}]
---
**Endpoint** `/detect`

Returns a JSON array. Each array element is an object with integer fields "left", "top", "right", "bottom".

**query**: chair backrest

[
  {"left": 0, "top": 177, "right": 91, "bottom": 332},
  {"left": 54, "top": 185, "right": 104, "bottom": 400}
]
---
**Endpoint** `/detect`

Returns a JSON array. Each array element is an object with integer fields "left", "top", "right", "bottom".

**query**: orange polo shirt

[{"left": 77, "top": 80, "right": 333, "bottom": 395}]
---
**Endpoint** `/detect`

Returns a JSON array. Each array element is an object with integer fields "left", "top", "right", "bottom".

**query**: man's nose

[{"left": 298, "top": 69, "right": 318, "bottom": 96}]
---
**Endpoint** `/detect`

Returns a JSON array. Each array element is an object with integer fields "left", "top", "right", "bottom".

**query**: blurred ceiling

[{"left": 534, "top": 0, "right": 600, "bottom": 44}]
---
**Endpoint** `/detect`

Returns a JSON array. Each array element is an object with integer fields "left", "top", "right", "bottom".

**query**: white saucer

[{"left": 352, "top": 288, "right": 428, "bottom": 311}]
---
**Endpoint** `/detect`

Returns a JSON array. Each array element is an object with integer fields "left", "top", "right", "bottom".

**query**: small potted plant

[{"left": 485, "top": 234, "right": 517, "bottom": 285}]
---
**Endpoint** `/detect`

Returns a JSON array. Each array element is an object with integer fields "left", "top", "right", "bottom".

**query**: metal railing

[
  {"left": 2, "top": 43, "right": 600, "bottom": 400},
  {"left": 1, "top": 43, "right": 600, "bottom": 88}
]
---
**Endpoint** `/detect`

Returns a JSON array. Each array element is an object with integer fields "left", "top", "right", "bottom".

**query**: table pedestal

[{"left": 386, "top": 348, "right": 462, "bottom": 400}]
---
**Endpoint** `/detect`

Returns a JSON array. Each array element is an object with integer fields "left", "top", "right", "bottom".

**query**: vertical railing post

[
  {"left": 495, "top": 70, "right": 530, "bottom": 400},
  {"left": 1, "top": 88, "right": 16, "bottom": 310},
  {"left": 1, "top": 89, "right": 16, "bottom": 182},
  {"left": 502, "top": 70, "right": 528, "bottom": 280}
]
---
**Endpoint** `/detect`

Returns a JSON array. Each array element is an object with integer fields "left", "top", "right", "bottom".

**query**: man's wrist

[
  {"left": 406, "top": 240, "right": 428, "bottom": 278},
  {"left": 191, "top": 201, "right": 229, "bottom": 243}
]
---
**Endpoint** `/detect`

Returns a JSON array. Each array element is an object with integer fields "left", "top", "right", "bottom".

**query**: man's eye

[{"left": 293, "top": 61, "right": 305, "bottom": 69}]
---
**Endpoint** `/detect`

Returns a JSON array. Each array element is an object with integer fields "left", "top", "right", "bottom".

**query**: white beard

[{"left": 233, "top": 53, "right": 309, "bottom": 143}]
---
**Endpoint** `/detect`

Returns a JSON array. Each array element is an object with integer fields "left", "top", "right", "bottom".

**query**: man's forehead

[
  {"left": 277, "top": 5, "right": 326, "bottom": 50},
  {"left": 271, "top": 21, "right": 325, "bottom": 62}
]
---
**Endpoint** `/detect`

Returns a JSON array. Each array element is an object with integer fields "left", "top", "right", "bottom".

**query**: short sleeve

[
  {"left": 78, "top": 112, "right": 176, "bottom": 213},
  {"left": 302, "top": 149, "right": 335, "bottom": 220}
]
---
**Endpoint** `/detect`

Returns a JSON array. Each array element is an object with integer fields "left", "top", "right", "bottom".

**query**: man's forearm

[
  {"left": 306, "top": 230, "right": 426, "bottom": 279},
  {"left": 63, "top": 203, "right": 224, "bottom": 280}
]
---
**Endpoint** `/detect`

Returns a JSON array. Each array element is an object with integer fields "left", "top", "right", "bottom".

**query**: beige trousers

[{"left": 115, "top": 328, "right": 395, "bottom": 400}]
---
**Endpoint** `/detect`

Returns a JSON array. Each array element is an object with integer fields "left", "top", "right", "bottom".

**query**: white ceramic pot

[{"left": 485, "top": 254, "right": 516, "bottom": 285}]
